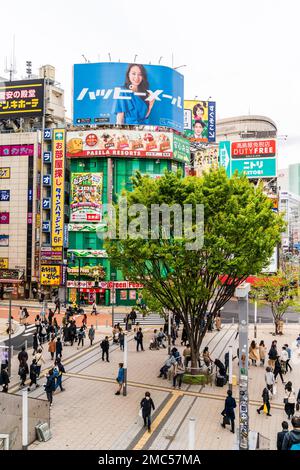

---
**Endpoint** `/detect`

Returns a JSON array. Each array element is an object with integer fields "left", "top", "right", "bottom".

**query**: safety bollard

[
  {"left": 232, "top": 317, "right": 235, "bottom": 324},
  {"left": 259, "top": 318, "right": 262, "bottom": 324}
]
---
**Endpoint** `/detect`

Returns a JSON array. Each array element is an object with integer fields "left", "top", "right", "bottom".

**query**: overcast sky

[{"left": 1, "top": 0, "right": 299, "bottom": 168}]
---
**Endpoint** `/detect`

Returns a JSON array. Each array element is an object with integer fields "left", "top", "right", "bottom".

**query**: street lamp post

[
  {"left": 235, "top": 282, "right": 250, "bottom": 451},
  {"left": 123, "top": 333, "right": 128, "bottom": 396},
  {"left": 77, "top": 257, "right": 81, "bottom": 306},
  {"left": 111, "top": 272, "right": 116, "bottom": 326},
  {"left": 168, "top": 310, "right": 171, "bottom": 355}
]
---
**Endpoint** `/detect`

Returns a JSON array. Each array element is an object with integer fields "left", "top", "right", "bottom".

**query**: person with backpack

[
  {"left": 100, "top": 336, "right": 110, "bottom": 362},
  {"left": 274, "top": 356, "right": 285, "bottom": 384},
  {"left": 0, "top": 366, "right": 10, "bottom": 392},
  {"left": 18, "top": 345, "right": 28, "bottom": 366},
  {"left": 88, "top": 325, "right": 95, "bottom": 346},
  {"left": 54, "top": 358, "right": 65, "bottom": 392},
  {"left": 28, "top": 359, "right": 39, "bottom": 391},
  {"left": 257, "top": 387, "right": 272, "bottom": 416},
  {"left": 282, "top": 416, "right": 300, "bottom": 450},
  {"left": 34, "top": 347, "right": 45, "bottom": 379},
  {"left": 44, "top": 369, "right": 56, "bottom": 407},
  {"left": 140, "top": 391, "right": 155, "bottom": 432},
  {"left": 77, "top": 327, "right": 85, "bottom": 348},
  {"left": 18, "top": 361, "right": 29, "bottom": 389},
  {"left": 277, "top": 421, "right": 289, "bottom": 450},
  {"left": 221, "top": 389, "right": 237, "bottom": 433},
  {"left": 136, "top": 327, "right": 144, "bottom": 352}
]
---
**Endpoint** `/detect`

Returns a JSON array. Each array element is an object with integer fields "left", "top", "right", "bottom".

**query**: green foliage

[{"left": 106, "top": 168, "right": 285, "bottom": 363}]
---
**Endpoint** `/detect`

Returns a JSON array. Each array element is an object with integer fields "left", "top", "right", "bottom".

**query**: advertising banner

[
  {"left": 40, "top": 265, "right": 61, "bottom": 285},
  {"left": 41, "top": 247, "right": 63, "bottom": 262},
  {"left": 71, "top": 172, "right": 103, "bottom": 222},
  {"left": 0, "top": 144, "right": 34, "bottom": 157},
  {"left": 0, "top": 235, "right": 9, "bottom": 246},
  {"left": 0, "top": 258, "right": 8, "bottom": 269},
  {"left": 184, "top": 100, "right": 216, "bottom": 143},
  {"left": 68, "top": 223, "right": 100, "bottom": 232},
  {"left": 194, "top": 145, "right": 219, "bottom": 176},
  {"left": 0, "top": 168, "right": 10, "bottom": 179},
  {"left": 67, "top": 249, "right": 107, "bottom": 258},
  {"left": 0, "top": 190, "right": 10, "bottom": 201},
  {"left": 0, "top": 212, "right": 9, "bottom": 224},
  {"left": 231, "top": 140, "right": 276, "bottom": 158},
  {"left": 0, "top": 79, "right": 44, "bottom": 119},
  {"left": 67, "top": 280, "right": 143, "bottom": 289},
  {"left": 51, "top": 129, "right": 65, "bottom": 247},
  {"left": 219, "top": 140, "right": 277, "bottom": 178},
  {"left": 73, "top": 62, "right": 184, "bottom": 131},
  {"left": 67, "top": 129, "right": 179, "bottom": 159},
  {"left": 172, "top": 134, "right": 190, "bottom": 163}
]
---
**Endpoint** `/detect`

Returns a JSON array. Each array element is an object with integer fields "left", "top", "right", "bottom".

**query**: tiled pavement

[{"left": 21, "top": 323, "right": 300, "bottom": 450}]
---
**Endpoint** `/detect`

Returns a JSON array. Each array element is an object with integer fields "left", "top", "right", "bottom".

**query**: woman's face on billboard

[{"left": 128, "top": 66, "right": 143, "bottom": 88}]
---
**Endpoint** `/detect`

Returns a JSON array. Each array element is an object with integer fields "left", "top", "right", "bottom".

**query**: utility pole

[
  {"left": 6, "top": 288, "right": 13, "bottom": 377},
  {"left": 123, "top": 333, "right": 128, "bottom": 396},
  {"left": 235, "top": 282, "right": 250, "bottom": 451}
]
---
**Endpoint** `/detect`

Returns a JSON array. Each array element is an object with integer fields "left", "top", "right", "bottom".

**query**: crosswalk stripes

[{"left": 23, "top": 324, "right": 36, "bottom": 337}]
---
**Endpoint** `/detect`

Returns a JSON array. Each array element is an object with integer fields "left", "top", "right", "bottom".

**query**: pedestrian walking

[
  {"left": 91, "top": 301, "right": 97, "bottom": 315},
  {"left": 115, "top": 363, "right": 125, "bottom": 395},
  {"left": 44, "top": 369, "right": 56, "bottom": 407},
  {"left": 280, "top": 346, "right": 289, "bottom": 372},
  {"left": 48, "top": 308, "right": 54, "bottom": 326},
  {"left": 215, "top": 311, "right": 222, "bottom": 331},
  {"left": 54, "top": 358, "right": 65, "bottom": 392},
  {"left": 257, "top": 387, "right": 272, "bottom": 416},
  {"left": 140, "top": 392, "right": 155, "bottom": 432},
  {"left": 183, "top": 344, "right": 191, "bottom": 368},
  {"left": 136, "top": 327, "right": 144, "bottom": 352},
  {"left": 48, "top": 336, "right": 56, "bottom": 360},
  {"left": 77, "top": 327, "right": 85, "bottom": 348},
  {"left": 18, "top": 345, "right": 28, "bottom": 365},
  {"left": 18, "top": 361, "right": 29, "bottom": 388},
  {"left": 277, "top": 421, "right": 289, "bottom": 450},
  {"left": 119, "top": 329, "right": 125, "bottom": 351},
  {"left": 221, "top": 389, "right": 236, "bottom": 433},
  {"left": 0, "top": 365, "right": 9, "bottom": 392},
  {"left": 284, "top": 382, "right": 296, "bottom": 420},
  {"left": 100, "top": 336, "right": 110, "bottom": 362},
  {"left": 265, "top": 366, "right": 275, "bottom": 394},
  {"left": 282, "top": 416, "right": 300, "bottom": 450},
  {"left": 55, "top": 337, "right": 63, "bottom": 359},
  {"left": 28, "top": 359, "right": 39, "bottom": 391},
  {"left": 296, "top": 333, "right": 300, "bottom": 349},
  {"left": 180, "top": 326, "right": 188, "bottom": 346},
  {"left": 274, "top": 356, "right": 285, "bottom": 384},
  {"left": 82, "top": 313, "right": 87, "bottom": 329},
  {"left": 249, "top": 340, "right": 259, "bottom": 366},
  {"left": 54, "top": 297, "right": 61, "bottom": 315},
  {"left": 88, "top": 325, "right": 95, "bottom": 346},
  {"left": 34, "top": 347, "right": 45, "bottom": 378},
  {"left": 268, "top": 340, "right": 278, "bottom": 369},
  {"left": 284, "top": 344, "right": 293, "bottom": 372},
  {"left": 172, "top": 360, "right": 185, "bottom": 389},
  {"left": 171, "top": 324, "right": 177, "bottom": 346},
  {"left": 1, "top": 349, "right": 8, "bottom": 371},
  {"left": 202, "top": 346, "right": 213, "bottom": 370},
  {"left": 32, "top": 332, "right": 39, "bottom": 354},
  {"left": 259, "top": 340, "right": 266, "bottom": 366}
]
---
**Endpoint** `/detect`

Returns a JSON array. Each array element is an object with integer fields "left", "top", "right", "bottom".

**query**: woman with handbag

[
  {"left": 284, "top": 382, "right": 296, "bottom": 420},
  {"left": 257, "top": 387, "right": 272, "bottom": 416}
]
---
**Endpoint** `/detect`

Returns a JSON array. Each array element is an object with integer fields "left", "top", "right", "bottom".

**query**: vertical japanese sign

[
  {"left": 51, "top": 129, "right": 65, "bottom": 247},
  {"left": 184, "top": 100, "right": 216, "bottom": 143}
]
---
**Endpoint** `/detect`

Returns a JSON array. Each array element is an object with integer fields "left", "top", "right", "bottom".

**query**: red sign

[
  {"left": 231, "top": 140, "right": 276, "bottom": 159},
  {"left": 0, "top": 212, "right": 9, "bottom": 224}
]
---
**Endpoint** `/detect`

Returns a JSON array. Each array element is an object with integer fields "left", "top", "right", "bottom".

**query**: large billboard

[
  {"left": 67, "top": 129, "right": 189, "bottom": 162},
  {"left": 51, "top": 129, "right": 65, "bottom": 247},
  {"left": 184, "top": 100, "right": 216, "bottom": 143},
  {"left": 40, "top": 265, "right": 61, "bottom": 286},
  {"left": 73, "top": 63, "right": 184, "bottom": 131},
  {"left": 71, "top": 172, "right": 103, "bottom": 222},
  {"left": 219, "top": 140, "right": 277, "bottom": 178},
  {"left": 0, "top": 79, "right": 44, "bottom": 119}
]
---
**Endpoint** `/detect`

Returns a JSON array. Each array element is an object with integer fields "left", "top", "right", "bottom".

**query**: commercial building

[
  {"left": 0, "top": 65, "right": 66, "bottom": 298},
  {"left": 279, "top": 191, "right": 300, "bottom": 251}
]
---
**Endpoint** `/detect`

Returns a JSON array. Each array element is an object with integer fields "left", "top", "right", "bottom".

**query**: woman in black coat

[
  {"left": 221, "top": 390, "right": 236, "bottom": 433},
  {"left": 140, "top": 391, "right": 155, "bottom": 432}
]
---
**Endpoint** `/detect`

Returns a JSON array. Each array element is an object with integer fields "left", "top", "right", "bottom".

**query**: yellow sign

[
  {"left": 0, "top": 167, "right": 10, "bottom": 179},
  {"left": 40, "top": 265, "right": 61, "bottom": 285},
  {"left": 0, "top": 258, "right": 8, "bottom": 268},
  {"left": 51, "top": 129, "right": 65, "bottom": 247},
  {"left": 36, "top": 214, "right": 41, "bottom": 228}
]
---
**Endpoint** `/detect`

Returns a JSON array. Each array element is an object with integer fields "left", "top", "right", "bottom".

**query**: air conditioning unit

[{"left": 35, "top": 422, "right": 52, "bottom": 442}]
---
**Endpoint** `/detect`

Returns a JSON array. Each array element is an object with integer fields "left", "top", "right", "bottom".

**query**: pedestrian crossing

[
  {"left": 113, "top": 313, "right": 165, "bottom": 326},
  {"left": 23, "top": 324, "right": 36, "bottom": 337}
]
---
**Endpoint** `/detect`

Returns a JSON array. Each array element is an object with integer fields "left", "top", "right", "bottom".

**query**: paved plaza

[{"left": 3, "top": 320, "right": 298, "bottom": 450}]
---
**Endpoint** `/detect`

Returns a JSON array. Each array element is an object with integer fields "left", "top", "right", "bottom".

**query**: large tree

[
  {"left": 105, "top": 169, "right": 285, "bottom": 369},
  {"left": 251, "top": 270, "right": 299, "bottom": 335}
]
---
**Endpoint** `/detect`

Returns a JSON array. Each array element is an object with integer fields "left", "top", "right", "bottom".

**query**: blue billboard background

[{"left": 73, "top": 63, "right": 184, "bottom": 131}]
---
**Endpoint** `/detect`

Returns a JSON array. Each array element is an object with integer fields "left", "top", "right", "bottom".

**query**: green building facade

[{"left": 66, "top": 130, "right": 189, "bottom": 306}]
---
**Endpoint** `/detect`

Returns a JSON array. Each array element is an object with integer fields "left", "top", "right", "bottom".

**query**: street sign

[
  {"left": 43, "top": 151, "right": 52, "bottom": 163},
  {"left": 44, "top": 128, "right": 52, "bottom": 140},
  {"left": 42, "top": 198, "right": 51, "bottom": 209},
  {"left": 231, "top": 158, "right": 276, "bottom": 179}
]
